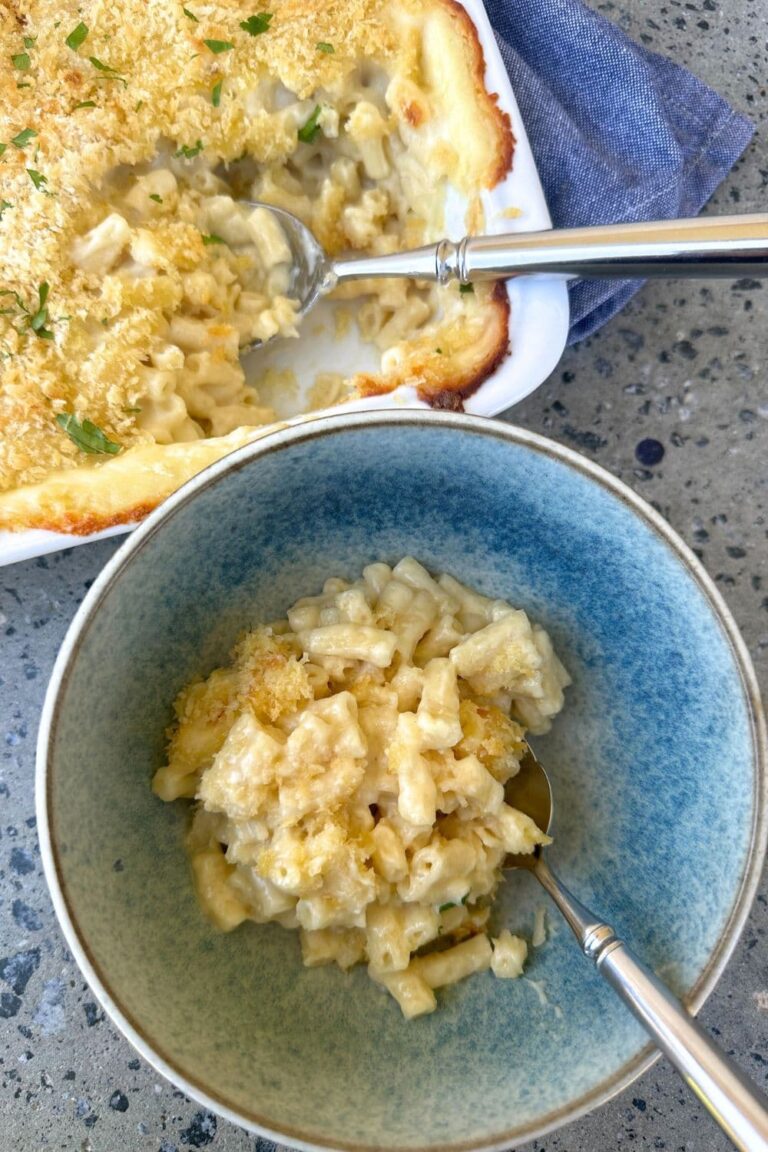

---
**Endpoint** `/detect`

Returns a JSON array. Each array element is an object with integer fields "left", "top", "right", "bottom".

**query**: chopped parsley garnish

[
  {"left": 459, "top": 282, "right": 474, "bottom": 294},
  {"left": 27, "top": 168, "right": 48, "bottom": 190},
  {"left": 23, "top": 35, "right": 37, "bottom": 49},
  {"left": 56, "top": 413, "right": 122, "bottom": 455},
  {"left": 12, "top": 52, "right": 31, "bottom": 70},
  {"left": 201, "top": 233, "right": 225, "bottom": 245},
  {"left": 0, "top": 200, "right": 12, "bottom": 220},
  {"left": 182, "top": 6, "right": 199, "bottom": 21},
  {"left": 297, "top": 104, "right": 322, "bottom": 144},
  {"left": 148, "top": 193, "right": 163, "bottom": 203},
  {"left": 89, "top": 56, "right": 127, "bottom": 84},
  {"left": 28, "top": 282, "right": 54, "bottom": 338},
  {"left": 316, "top": 41, "right": 334, "bottom": 53},
  {"left": 65, "top": 22, "right": 88, "bottom": 50},
  {"left": 240, "top": 13, "right": 273, "bottom": 35},
  {"left": 0, "top": 144, "right": 5, "bottom": 157},
  {"left": 135, "top": 99, "right": 144, "bottom": 111},
  {"left": 211, "top": 79, "right": 222, "bottom": 107},
  {"left": 174, "top": 139, "right": 203, "bottom": 159},
  {"left": 435, "top": 347, "right": 443, "bottom": 354},
  {"left": 0, "top": 282, "right": 55, "bottom": 339},
  {"left": 123, "top": 405, "right": 142, "bottom": 413},
  {"left": 65, "top": 22, "right": 89, "bottom": 51},
  {"left": 203, "top": 38, "right": 234, "bottom": 54},
  {"left": 11, "top": 127, "right": 37, "bottom": 148},
  {"left": 73, "top": 100, "right": 97, "bottom": 109},
  {"left": 17, "top": 82, "right": 32, "bottom": 89},
  {"left": 439, "top": 903, "right": 455, "bottom": 913}
]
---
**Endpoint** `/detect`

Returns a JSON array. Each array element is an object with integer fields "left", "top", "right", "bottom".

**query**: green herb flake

[
  {"left": 2, "top": 282, "right": 55, "bottom": 338},
  {"left": 56, "top": 412, "right": 122, "bottom": 455},
  {"left": 201, "top": 233, "right": 225, "bottom": 245},
  {"left": 438, "top": 903, "right": 456, "bottom": 913},
  {"left": 435, "top": 347, "right": 443, "bottom": 354},
  {"left": 88, "top": 55, "right": 117, "bottom": 72},
  {"left": 17, "top": 82, "right": 32, "bottom": 89},
  {"left": 316, "top": 41, "right": 334, "bottom": 53},
  {"left": 65, "top": 22, "right": 89, "bottom": 51},
  {"left": 203, "top": 38, "right": 234, "bottom": 54},
  {"left": 0, "top": 144, "right": 5, "bottom": 158},
  {"left": 73, "top": 100, "right": 97, "bottom": 109},
  {"left": 211, "top": 79, "right": 222, "bottom": 107},
  {"left": 148, "top": 193, "right": 163, "bottom": 203},
  {"left": 297, "top": 104, "right": 322, "bottom": 144},
  {"left": 135, "top": 99, "right": 144, "bottom": 111},
  {"left": 28, "top": 281, "right": 54, "bottom": 339},
  {"left": 12, "top": 52, "right": 31, "bottom": 70},
  {"left": 0, "top": 200, "right": 12, "bottom": 220},
  {"left": 23, "top": 35, "right": 37, "bottom": 48},
  {"left": 27, "top": 168, "right": 48, "bottom": 190},
  {"left": 89, "top": 56, "right": 127, "bottom": 84},
  {"left": 174, "top": 138, "right": 203, "bottom": 159},
  {"left": 459, "top": 282, "right": 474, "bottom": 294},
  {"left": 123, "top": 405, "right": 142, "bottom": 413},
  {"left": 182, "top": 6, "right": 199, "bottom": 21},
  {"left": 11, "top": 127, "right": 37, "bottom": 148},
  {"left": 239, "top": 13, "right": 273, "bottom": 36}
]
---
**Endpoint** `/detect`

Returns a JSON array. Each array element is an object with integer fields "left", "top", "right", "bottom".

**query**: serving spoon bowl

[
  {"left": 505, "top": 747, "right": 768, "bottom": 1152},
  {"left": 244, "top": 204, "right": 768, "bottom": 349}
]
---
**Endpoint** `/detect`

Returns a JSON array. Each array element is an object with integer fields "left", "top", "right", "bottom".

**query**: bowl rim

[{"left": 36, "top": 409, "right": 768, "bottom": 1152}]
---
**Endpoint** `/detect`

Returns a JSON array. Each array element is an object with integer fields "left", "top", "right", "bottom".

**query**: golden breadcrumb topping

[{"left": 0, "top": 0, "right": 513, "bottom": 527}]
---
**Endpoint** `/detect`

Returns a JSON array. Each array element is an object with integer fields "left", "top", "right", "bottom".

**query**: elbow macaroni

[
  {"left": 71, "top": 187, "right": 299, "bottom": 443},
  {"left": 153, "top": 559, "right": 570, "bottom": 1016},
  {"left": 0, "top": 0, "right": 514, "bottom": 534}
]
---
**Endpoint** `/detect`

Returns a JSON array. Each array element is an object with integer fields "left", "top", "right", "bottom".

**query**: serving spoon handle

[
  {"left": 330, "top": 213, "right": 768, "bottom": 283},
  {"left": 533, "top": 854, "right": 768, "bottom": 1152}
]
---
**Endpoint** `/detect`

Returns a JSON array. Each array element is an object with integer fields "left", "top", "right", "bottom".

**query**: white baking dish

[{"left": 0, "top": 0, "right": 569, "bottom": 567}]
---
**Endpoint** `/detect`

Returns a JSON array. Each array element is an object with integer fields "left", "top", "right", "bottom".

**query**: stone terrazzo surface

[{"left": 2, "top": 0, "right": 768, "bottom": 1149}]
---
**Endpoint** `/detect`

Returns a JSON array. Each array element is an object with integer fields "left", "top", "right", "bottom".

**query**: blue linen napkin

[{"left": 484, "top": 0, "right": 754, "bottom": 344}]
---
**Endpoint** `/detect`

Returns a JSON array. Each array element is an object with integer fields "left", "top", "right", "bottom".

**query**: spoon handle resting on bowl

[
  {"left": 330, "top": 214, "right": 768, "bottom": 284},
  {"left": 533, "top": 855, "right": 768, "bottom": 1152}
]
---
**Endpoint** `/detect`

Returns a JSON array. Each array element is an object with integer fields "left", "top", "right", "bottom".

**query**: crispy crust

[
  {"left": 441, "top": 0, "right": 515, "bottom": 188},
  {"left": 0, "top": 426, "right": 282, "bottom": 534},
  {"left": 354, "top": 283, "right": 510, "bottom": 406},
  {"left": 0, "top": 0, "right": 515, "bottom": 536}
]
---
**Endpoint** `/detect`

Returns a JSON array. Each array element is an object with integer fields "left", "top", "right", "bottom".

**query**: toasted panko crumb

[
  {"left": 0, "top": 0, "right": 513, "bottom": 526},
  {"left": 233, "top": 629, "right": 315, "bottom": 721}
]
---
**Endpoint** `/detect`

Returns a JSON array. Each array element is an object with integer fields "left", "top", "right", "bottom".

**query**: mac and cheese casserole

[
  {"left": 153, "top": 558, "right": 570, "bottom": 1017},
  {"left": 0, "top": 0, "right": 513, "bottom": 535}
]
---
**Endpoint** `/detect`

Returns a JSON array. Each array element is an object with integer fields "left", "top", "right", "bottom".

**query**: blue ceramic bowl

[{"left": 38, "top": 412, "right": 766, "bottom": 1151}]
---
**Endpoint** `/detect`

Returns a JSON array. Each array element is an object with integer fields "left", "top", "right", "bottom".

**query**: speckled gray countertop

[{"left": 2, "top": 2, "right": 767, "bottom": 1150}]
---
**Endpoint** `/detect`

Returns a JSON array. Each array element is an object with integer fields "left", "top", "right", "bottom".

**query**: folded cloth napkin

[{"left": 484, "top": 0, "right": 754, "bottom": 344}]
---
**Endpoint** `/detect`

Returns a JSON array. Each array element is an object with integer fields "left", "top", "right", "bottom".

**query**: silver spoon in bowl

[
  {"left": 245, "top": 206, "right": 768, "bottom": 348},
  {"left": 504, "top": 746, "right": 768, "bottom": 1152}
]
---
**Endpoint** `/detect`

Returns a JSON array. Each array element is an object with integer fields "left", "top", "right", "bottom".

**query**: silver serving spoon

[
  {"left": 503, "top": 747, "right": 768, "bottom": 1152},
  {"left": 245, "top": 205, "right": 768, "bottom": 347}
]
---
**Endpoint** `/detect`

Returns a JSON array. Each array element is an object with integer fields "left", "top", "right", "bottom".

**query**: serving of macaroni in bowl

[
  {"left": 153, "top": 557, "right": 570, "bottom": 1017},
  {"left": 37, "top": 412, "right": 765, "bottom": 1151}
]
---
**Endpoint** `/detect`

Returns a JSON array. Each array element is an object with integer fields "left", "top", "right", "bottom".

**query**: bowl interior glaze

[{"left": 39, "top": 413, "right": 765, "bottom": 1152}]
